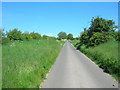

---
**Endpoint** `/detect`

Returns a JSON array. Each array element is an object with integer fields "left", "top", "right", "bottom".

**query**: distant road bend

[{"left": 41, "top": 41, "right": 118, "bottom": 88}]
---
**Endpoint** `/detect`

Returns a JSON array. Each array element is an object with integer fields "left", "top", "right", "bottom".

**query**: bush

[
  {"left": 30, "top": 32, "right": 41, "bottom": 39},
  {"left": 2, "top": 37, "right": 10, "bottom": 44},
  {"left": 7, "top": 29, "right": 22, "bottom": 40},
  {"left": 21, "top": 33, "right": 32, "bottom": 41},
  {"left": 79, "top": 31, "right": 109, "bottom": 47},
  {"left": 114, "top": 32, "right": 120, "bottom": 41},
  {"left": 79, "top": 31, "right": 90, "bottom": 46},
  {"left": 42, "top": 35, "right": 48, "bottom": 39},
  {"left": 89, "top": 32, "right": 109, "bottom": 46}
]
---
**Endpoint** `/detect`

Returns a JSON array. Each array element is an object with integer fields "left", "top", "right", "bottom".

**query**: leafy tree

[
  {"left": 89, "top": 17, "right": 115, "bottom": 33},
  {"left": 30, "top": 32, "right": 41, "bottom": 39},
  {"left": 7, "top": 28, "right": 22, "bottom": 40},
  {"left": 57, "top": 32, "right": 67, "bottom": 40},
  {"left": 67, "top": 33, "right": 73, "bottom": 40},
  {"left": 21, "top": 33, "right": 32, "bottom": 41},
  {"left": 78, "top": 17, "right": 116, "bottom": 47}
]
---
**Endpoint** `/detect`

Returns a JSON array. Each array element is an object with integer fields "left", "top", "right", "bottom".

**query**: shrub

[
  {"left": 21, "top": 33, "right": 32, "bottom": 41},
  {"left": 42, "top": 35, "right": 48, "bottom": 39},
  {"left": 30, "top": 32, "right": 41, "bottom": 39},
  {"left": 7, "top": 29, "right": 22, "bottom": 40},
  {"left": 114, "top": 32, "right": 120, "bottom": 41},
  {"left": 79, "top": 31, "right": 90, "bottom": 46},
  {"left": 79, "top": 31, "right": 109, "bottom": 47},
  {"left": 89, "top": 32, "right": 109, "bottom": 46},
  {"left": 2, "top": 37, "right": 10, "bottom": 44}
]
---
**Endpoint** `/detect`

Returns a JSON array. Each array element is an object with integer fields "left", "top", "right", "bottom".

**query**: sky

[
  {"left": 2, "top": 0, "right": 120, "bottom": 2},
  {"left": 2, "top": 2, "right": 118, "bottom": 37}
]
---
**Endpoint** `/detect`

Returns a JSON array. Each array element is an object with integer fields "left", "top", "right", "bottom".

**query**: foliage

[
  {"left": 57, "top": 32, "right": 67, "bottom": 40},
  {"left": 7, "top": 29, "right": 22, "bottom": 40},
  {"left": 71, "top": 40, "right": 120, "bottom": 82},
  {"left": 79, "top": 17, "right": 116, "bottom": 47},
  {"left": 89, "top": 17, "right": 115, "bottom": 32},
  {"left": 2, "top": 37, "right": 10, "bottom": 44},
  {"left": 0, "top": 29, "right": 2, "bottom": 44},
  {"left": 1, "top": 28, "right": 57, "bottom": 44},
  {"left": 30, "top": 32, "right": 41, "bottom": 39},
  {"left": 42, "top": 35, "right": 48, "bottom": 39},
  {"left": 21, "top": 33, "right": 33, "bottom": 41},
  {"left": 89, "top": 32, "right": 109, "bottom": 46},
  {"left": 114, "top": 32, "right": 120, "bottom": 41},
  {"left": 67, "top": 33, "right": 73, "bottom": 40}
]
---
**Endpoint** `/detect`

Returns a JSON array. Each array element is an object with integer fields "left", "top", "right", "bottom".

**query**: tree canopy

[
  {"left": 67, "top": 33, "right": 73, "bottom": 40},
  {"left": 78, "top": 17, "right": 117, "bottom": 47},
  {"left": 57, "top": 32, "right": 67, "bottom": 40},
  {"left": 89, "top": 17, "right": 115, "bottom": 32}
]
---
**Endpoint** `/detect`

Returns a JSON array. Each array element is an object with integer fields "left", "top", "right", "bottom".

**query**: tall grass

[
  {"left": 71, "top": 40, "right": 120, "bottom": 82},
  {"left": 2, "top": 39, "right": 64, "bottom": 88},
  {"left": 0, "top": 44, "right": 2, "bottom": 90}
]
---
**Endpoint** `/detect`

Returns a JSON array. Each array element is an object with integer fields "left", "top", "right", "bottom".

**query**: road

[{"left": 40, "top": 41, "right": 118, "bottom": 88}]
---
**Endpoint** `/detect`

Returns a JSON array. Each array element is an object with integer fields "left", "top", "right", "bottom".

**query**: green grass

[
  {"left": 69, "top": 40, "right": 79, "bottom": 46},
  {"left": 86, "top": 40, "right": 118, "bottom": 60},
  {"left": 0, "top": 44, "right": 2, "bottom": 90},
  {"left": 2, "top": 39, "right": 64, "bottom": 88},
  {"left": 71, "top": 40, "right": 120, "bottom": 82}
]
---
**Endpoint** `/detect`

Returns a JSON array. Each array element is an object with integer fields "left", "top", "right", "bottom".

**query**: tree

[
  {"left": 30, "top": 32, "right": 41, "bottom": 39},
  {"left": 78, "top": 17, "right": 116, "bottom": 47},
  {"left": 7, "top": 28, "right": 22, "bottom": 40},
  {"left": 67, "top": 33, "right": 73, "bottom": 40},
  {"left": 57, "top": 32, "right": 67, "bottom": 40},
  {"left": 21, "top": 33, "right": 32, "bottom": 41},
  {"left": 89, "top": 17, "right": 115, "bottom": 33}
]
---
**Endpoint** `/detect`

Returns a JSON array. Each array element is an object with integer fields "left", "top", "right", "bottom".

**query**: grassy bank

[
  {"left": 71, "top": 40, "right": 120, "bottom": 82},
  {"left": 70, "top": 40, "right": 79, "bottom": 46},
  {"left": 2, "top": 39, "right": 64, "bottom": 88}
]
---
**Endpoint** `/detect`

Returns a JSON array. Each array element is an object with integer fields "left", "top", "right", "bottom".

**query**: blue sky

[{"left": 2, "top": 2, "right": 118, "bottom": 37}]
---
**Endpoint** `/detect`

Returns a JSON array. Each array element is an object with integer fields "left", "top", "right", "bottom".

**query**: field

[
  {"left": 71, "top": 40, "right": 120, "bottom": 82},
  {"left": 2, "top": 39, "right": 64, "bottom": 88}
]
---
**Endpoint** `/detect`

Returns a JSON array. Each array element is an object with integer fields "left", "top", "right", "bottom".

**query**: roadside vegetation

[
  {"left": 1, "top": 27, "right": 78, "bottom": 88},
  {"left": 1, "top": 16, "right": 119, "bottom": 88},
  {"left": 72, "top": 17, "right": 120, "bottom": 82},
  {"left": 2, "top": 39, "right": 64, "bottom": 88},
  {"left": 1, "top": 29, "right": 65, "bottom": 88}
]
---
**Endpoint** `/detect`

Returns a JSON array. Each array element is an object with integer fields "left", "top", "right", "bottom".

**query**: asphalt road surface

[{"left": 40, "top": 41, "right": 118, "bottom": 88}]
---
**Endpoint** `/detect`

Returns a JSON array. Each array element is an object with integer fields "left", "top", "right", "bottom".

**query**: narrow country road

[{"left": 40, "top": 41, "right": 118, "bottom": 88}]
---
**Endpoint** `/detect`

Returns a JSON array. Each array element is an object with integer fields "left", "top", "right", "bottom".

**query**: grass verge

[
  {"left": 71, "top": 40, "right": 120, "bottom": 82},
  {"left": 2, "top": 39, "right": 64, "bottom": 88}
]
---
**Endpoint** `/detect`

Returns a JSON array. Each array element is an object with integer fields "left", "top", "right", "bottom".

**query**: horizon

[{"left": 2, "top": 2, "right": 118, "bottom": 37}]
